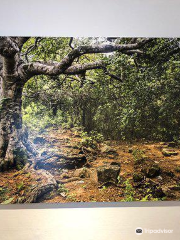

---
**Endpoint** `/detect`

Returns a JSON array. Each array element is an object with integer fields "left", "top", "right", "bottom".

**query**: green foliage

[
  {"left": 16, "top": 182, "right": 24, "bottom": 192},
  {"left": 117, "top": 175, "right": 121, "bottom": 184},
  {"left": 100, "top": 186, "right": 107, "bottom": 191},
  {"left": 132, "top": 148, "right": 147, "bottom": 164},
  {"left": 22, "top": 37, "right": 180, "bottom": 142},
  {"left": 57, "top": 184, "right": 69, "bottom": 194},
  {"left": 140, "top": 194, "right": 158, "bottom": 202},
  {"left": 66, "top": 193, "right": 77, "bottom": 202},
  {"left": 0, "top": 187, "right": 9, "bottom": 201},
  {"left": 14, "top": 148, "right": 28, "bottom": 170},
  {"left": 1, "top": 197, "right": 14, "bottom": 205},
  {"left": 23, "top": 102, "right": 64, "bottom": 131},
  {"left": 81, "top": 131, "right": 104, "bottom": 149},
  {"left": 122, "top": 180, "right": 161, "bottom": 202},
  {"left": 123, "top": 179, "right": 135, "bottom": 202}
]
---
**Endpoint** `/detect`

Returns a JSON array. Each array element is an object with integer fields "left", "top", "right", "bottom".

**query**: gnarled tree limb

[{"left": 20, "top": 38, "right": 152, "bottom": 79}]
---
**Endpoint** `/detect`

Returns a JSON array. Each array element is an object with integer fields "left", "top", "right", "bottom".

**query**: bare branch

[
  {"left": 102, "top": 67, "right": 122, "bottom": 82},
  {"left": 64, "top": 61, "right": 105, "bottom": 75},
  {"left": 122, "top": 49, "right": 144, "bottom": 55},
  {"left": 69, "top": 37, "right": 74, "bottom": 49}
]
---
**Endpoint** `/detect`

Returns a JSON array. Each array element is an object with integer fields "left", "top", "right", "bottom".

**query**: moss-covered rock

[
  {"left": 133, "top": 172, "right": 144, "bottom": 182},
  {"left": 100, "top": 145, "right": 118, "bottom": 156},
  {"left": 97, "top": 165, "right": 120, "bottom": 183},
  {"left": 162, "top": 148, "right": 178, "bottom": 156},
  {"left": 153, "top": 186, "right": 166, "bottom": 198},
  {"left": 167, "top": 142, "right": 177, "bottom": 148},
  {"left": 143, "top": 164, "right": 161, "bottom": 178}
]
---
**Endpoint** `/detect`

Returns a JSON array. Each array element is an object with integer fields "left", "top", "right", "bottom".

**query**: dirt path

[
  {"left": 0, "top": 127, "right": 180, "bottom": 204},
  {"left": 36, "top": 127, "right": 180, "bottom": 203}
]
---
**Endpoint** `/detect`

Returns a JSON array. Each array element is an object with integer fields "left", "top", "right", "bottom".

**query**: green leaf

[{"left": 1, "top": 197, "right": 14, "bottom": 205}]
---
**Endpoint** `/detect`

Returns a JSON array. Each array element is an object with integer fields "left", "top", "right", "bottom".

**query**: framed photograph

[{"left": 0, "top": 36, "right": 180, "bottom": 204}]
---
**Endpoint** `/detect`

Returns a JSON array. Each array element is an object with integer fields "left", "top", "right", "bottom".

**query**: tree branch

[
  {"left": 21, "top": 60, "right": 105, "bottom": 80},
  {"left": 0, "top": 37, "right": 19, "bottom": 57},
  {"left": 64, "top": 61, "right": 105, "bottom": 74},
  {"left": 122, "top": 49, "right": 144, "bottom": 55},
  {"left": 20, "top": 38, "right": 152, "bottom": 79},
  {"left": 102, "top": 67, "right": 122, "bottom": 82},
  {"left": 15, "top": 37, "right": 30, "bottom": 49},
  {"left": 69, "top": 37, "right": 74, "bottom": 49}
]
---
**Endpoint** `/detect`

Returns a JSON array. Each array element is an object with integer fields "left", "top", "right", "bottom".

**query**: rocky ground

[{"left": 0, "top": 127, "right": 180, "bottom": 204}]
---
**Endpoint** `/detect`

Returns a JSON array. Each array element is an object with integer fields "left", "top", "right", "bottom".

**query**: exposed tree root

[
  {"left": 58, "top": 177, "right": 82, "bottom": 184},
  {"left": 33, "top": 153, "right": 87, "bottom": 170},
  {"left": 22, "top": 164, "right": 57, "bottom": 203}
]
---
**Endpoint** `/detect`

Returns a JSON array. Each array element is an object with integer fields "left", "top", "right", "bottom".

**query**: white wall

[{"left": 0, "top": 0, "right": 180, "bottom": 37}]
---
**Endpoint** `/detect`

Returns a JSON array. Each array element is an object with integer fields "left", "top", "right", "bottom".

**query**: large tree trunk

[
  {"left": 0, "top": 57, "right": 28, "bottom": 171},
  {"left": 0, "top": 37, "right": 151, "bottom": 172}
]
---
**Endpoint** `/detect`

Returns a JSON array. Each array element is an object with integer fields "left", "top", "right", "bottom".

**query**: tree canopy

[{"left": 21, "top": 37, "right": 180, "bottom": 141}]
